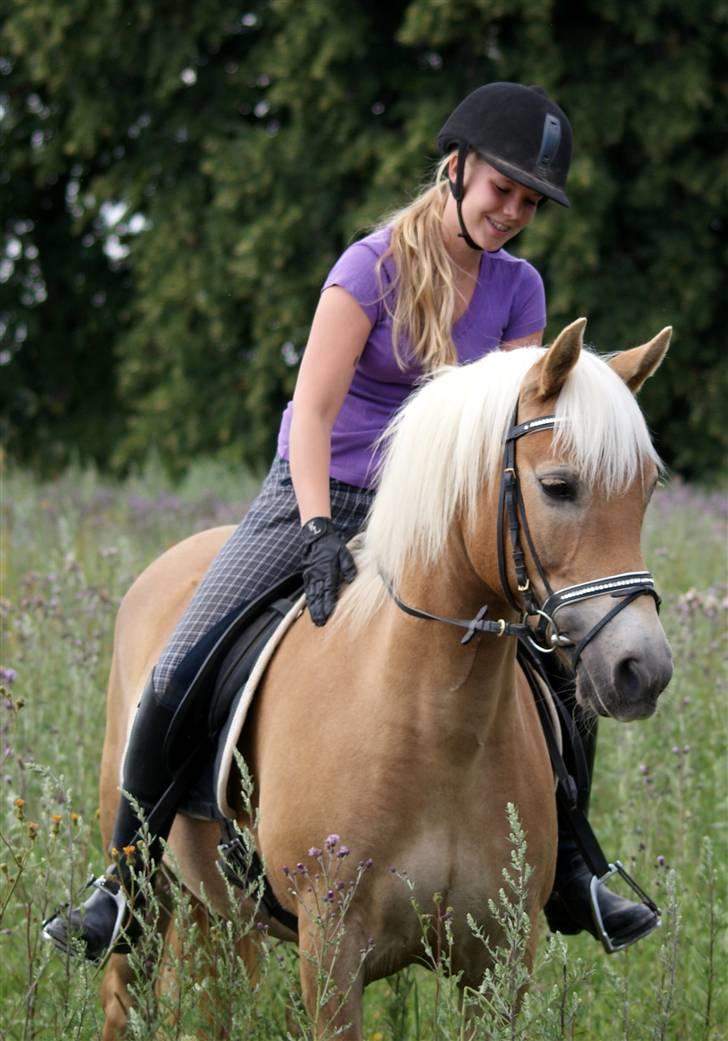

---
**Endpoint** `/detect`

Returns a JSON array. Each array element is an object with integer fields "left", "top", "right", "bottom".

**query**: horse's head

[
  {"left": 511, "top": 318, "right": 673, "bottom": 721},
  {"left": 348, "top": 318, "right": 673, "bottom": 721}
]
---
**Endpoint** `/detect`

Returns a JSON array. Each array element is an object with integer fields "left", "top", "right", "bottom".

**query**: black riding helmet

[{"left": 437, "top": 82, "right": 573, "bottom": 250}]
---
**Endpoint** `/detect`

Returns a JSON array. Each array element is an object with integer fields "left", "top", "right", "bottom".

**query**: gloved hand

[{"left": 301, "top": 517, "right": 357, "bottom": 626}]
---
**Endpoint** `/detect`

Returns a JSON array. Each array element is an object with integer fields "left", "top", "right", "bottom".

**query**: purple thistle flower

[
  {"left": 325, "top": 833, "right": 340, "bottom": 849},
  {"left": 0, "top": 668, "right": 17, "bottom": 685},
  {"left": 337, "top": 845, "right": 350, "bottom": 858},
  {"left": 282, "top": 865, "right": 290, "bottom": 876},
  {"left": 308, "top": 847, "right": 322, "bottom": 859}
]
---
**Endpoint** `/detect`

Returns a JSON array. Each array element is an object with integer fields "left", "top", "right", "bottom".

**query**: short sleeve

[
  {"left": 322, "top": 239, "right": 387, "bottom": 325},
  {"left": 501, "top": 261, "right": 546, "bottom": 342}
]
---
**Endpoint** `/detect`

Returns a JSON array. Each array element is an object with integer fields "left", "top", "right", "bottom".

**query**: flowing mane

[{"left": 340, "top": 344, "right": 660, "bottom": 626}]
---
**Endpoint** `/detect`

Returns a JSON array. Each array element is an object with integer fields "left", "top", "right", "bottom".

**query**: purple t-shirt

[{"left": 277, "top": 226, "right": 545, "bottom": 488}]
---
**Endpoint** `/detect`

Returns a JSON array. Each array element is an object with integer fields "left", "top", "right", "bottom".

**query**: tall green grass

[{"left": 1, "top": 462, "right": 725, "bottom": 1040}]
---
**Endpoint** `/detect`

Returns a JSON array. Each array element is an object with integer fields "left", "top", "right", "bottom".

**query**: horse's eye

[{"left": 540, "top": 477, "right": 577, "bottom": 502}]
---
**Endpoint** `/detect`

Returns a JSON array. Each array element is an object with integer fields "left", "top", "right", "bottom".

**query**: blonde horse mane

[{"left": 340, "top": 344, "right": 661, "bottom": 627}]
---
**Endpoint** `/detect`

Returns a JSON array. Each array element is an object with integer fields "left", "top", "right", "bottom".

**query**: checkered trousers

[{"left": 152, "top": 455, "right": 375, "bottom": 698}]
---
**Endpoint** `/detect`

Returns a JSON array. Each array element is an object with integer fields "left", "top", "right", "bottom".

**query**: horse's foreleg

[
  {"left": 298, "top": 922, "right": 365, "bottom": 1041},
  {"left": 100, "top": 954, "right": 134, "bottom": 1041}
]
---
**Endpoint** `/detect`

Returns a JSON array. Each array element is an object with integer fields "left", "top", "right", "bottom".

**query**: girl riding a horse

[{"left": 44, "top": 81, "right": 660, "bottom": 964}]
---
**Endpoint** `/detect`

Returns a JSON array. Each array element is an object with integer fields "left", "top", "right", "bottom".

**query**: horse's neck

[{"left": 370, "top": 549, "right": 518, "bottom": 739}]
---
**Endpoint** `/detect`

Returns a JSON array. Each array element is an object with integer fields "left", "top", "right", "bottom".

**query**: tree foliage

[{"left": 1, "top": 0, "right": 725, "bottom": 478}]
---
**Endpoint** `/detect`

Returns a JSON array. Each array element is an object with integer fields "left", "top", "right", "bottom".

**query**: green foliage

[
  {"left": 1, "top": 467, "right": 727, "bottom": 1037},
  {"left": 1, "top": 1, "right": 725, "bottom": 477}
]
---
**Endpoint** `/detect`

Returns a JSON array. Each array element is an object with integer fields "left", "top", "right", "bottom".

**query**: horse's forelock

[{"left": 554, "top": 349, "right": 661, "bottom": 495}]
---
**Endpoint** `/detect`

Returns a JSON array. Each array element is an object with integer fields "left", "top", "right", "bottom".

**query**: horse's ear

[
  {"left": 534, "top": 317, "right": 587, "bottom": 400},
  {"left": 607, "top": 327, "right": 672, "bottom": 393}
]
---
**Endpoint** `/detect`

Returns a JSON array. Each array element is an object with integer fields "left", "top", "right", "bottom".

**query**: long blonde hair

[{"left": 374, "top": 155, "right": 461, "bottom": 370}]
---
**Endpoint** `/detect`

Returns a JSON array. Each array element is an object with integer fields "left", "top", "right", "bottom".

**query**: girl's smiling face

[{"left": 446, "top": 154, "right": 543, "bottom": 254}]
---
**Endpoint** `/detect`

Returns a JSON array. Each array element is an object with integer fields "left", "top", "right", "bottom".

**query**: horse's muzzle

[{"left": 577, "top": 647, "right": 673, "bottom": 721}]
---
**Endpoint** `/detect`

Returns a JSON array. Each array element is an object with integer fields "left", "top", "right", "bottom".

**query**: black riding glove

[{"left": 301, "top": 517, "right": 357, "bottom": 627}]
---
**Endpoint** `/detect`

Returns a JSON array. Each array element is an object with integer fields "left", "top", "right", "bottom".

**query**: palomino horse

[{"left": 97, "top": 319, "right": 672, "bottom": 1038}]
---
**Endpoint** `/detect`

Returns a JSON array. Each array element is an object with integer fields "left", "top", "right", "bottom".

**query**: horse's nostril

[{"left": 615, "top": 657, "right": 647, "bottom": 702}]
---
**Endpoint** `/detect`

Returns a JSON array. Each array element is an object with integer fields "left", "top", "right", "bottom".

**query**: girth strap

[
  {"left": 218, "top": 819, "right": 298, "bottom": 934},
  {"left": 518, "top": 646, "right": 610, "bottom": 878}
]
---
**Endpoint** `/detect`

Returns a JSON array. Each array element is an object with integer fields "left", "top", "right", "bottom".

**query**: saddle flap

[{"left": 163, "top": 573, "right": 305, "bottom": 774}]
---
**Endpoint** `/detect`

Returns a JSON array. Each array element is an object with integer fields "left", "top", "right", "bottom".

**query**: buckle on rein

[
  {"left": 524, "top": 607, "right": 574, "bottom": 655},
  {"left": 589, "top": 862, "right": 661, "bottom": 953}
]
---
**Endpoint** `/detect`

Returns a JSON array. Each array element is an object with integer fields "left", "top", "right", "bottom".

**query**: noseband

[{"left": 385, "top": 404, "right": 661, "bottom": 667}]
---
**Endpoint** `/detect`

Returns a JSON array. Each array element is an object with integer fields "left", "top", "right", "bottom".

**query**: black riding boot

[
  {"left": 544, "top": 683, "right": 659, "bottom": 950},
  {"left": 43, "top": 677, "right": 178, "bottom": 962}
]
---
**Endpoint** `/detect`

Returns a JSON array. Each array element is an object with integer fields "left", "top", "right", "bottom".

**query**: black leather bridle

[{"left": 384, "top": 403, "right": 661, "bottom": 667}]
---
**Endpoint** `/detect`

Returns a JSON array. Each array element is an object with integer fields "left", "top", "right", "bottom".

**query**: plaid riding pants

[{"left": 152, "top": 456, "right": 374, "bottom": 698}]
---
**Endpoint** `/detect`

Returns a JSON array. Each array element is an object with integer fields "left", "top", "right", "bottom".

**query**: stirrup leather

[{"left": 589, "top": 861, "right": 661, "bottom": 953}]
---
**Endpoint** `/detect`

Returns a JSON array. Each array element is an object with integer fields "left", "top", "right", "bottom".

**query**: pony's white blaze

[{"left": 341, "top": 345, "right": 660, "bottom": 626}]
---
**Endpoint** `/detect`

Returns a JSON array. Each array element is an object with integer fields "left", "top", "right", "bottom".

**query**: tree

[{"left": 2, "top": 0, "right": 725, "bottom": 478}]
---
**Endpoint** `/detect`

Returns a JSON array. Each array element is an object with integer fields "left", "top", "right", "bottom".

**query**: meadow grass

[{"left": 0, "top": 460, "right": 725, "bottom": 1040}]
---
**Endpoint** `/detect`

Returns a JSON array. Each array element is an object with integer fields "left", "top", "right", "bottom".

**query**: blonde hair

[{"left": 374, "top": 155, "right": 461, "bottom": 370}]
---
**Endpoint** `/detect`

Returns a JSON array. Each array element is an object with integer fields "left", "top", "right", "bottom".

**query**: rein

[{"left": 384, "top": 404, "right": 661, "bottom": 667}]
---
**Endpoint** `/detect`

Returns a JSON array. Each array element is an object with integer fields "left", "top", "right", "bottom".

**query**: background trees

[{"left": 1, "top": 0, "right": 725, "bottom": 479}]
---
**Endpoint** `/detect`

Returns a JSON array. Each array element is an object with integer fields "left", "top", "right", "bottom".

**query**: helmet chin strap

[{"left": 448, "top": 145, "right": 483, "bottom": 253}]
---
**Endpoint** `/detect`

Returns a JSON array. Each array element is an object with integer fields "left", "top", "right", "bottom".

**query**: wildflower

[
  {"left": 656, "top": 855, "right": 666, "bottom": 867},
  {"left": 0, "top": 667, "right": 17, "bottom": 685},
  {"left": 325, "top": 833, "right": 340, "bottom": 849},
  {"left": 50, "top": 813, "right": 62, "bottom": 834},
  {"left": 122, "top": 845, "right": 137, "bottom": 861},
  {"left": 282, "top": 865, "right": 290, "bottom": 876},
  {"left": 71, "top": 812, "right": 79, "bottom": 826},
  {"left": 337, "top": 845, "right": 350, "bottom": 858},
  {"left": 28, "top": 822, "right": 39, "bottom": 840},
  {"left": 307, "top": 846, "right": 322, "bottom": 859},
  {"left": 14, "top": 797, "right": 25, "bottom": 820}
]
